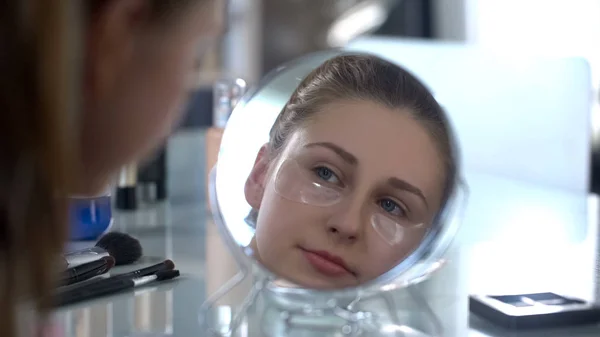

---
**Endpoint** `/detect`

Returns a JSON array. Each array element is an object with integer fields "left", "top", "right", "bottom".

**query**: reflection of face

[{"left": 246, "top": 100, "right": 445, "bottom": 289}]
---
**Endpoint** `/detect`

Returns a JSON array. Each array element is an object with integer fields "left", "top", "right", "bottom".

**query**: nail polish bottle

[
  {"left": 115, "top": 163, "right": 138, "bottom": 210},
  {"left": 205, "top": 78, "right": 247, "bottom": 208},
  {"left": 138, "top": 146, "right": 168, "bottom": 203}
]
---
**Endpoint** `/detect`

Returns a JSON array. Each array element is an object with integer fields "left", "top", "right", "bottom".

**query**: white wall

[
  {"left": 431, "top": 1, "right": 599, "bottom": 296},
  {"left": 433, "top": 0, "right": 600, "bottom": 84},
  {"left": 472, "top": 1, "right": 600, "bottom": 82},
  {"left": 433, "top": 0, "right": 600, "bottom": 156}
]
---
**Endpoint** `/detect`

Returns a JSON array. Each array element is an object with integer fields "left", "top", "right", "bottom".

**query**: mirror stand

[
  {"left": 260, "top": 290, "right": 380, "bottom": 335},
  {"left": 199, "top": 272, "right": 268, "bottom": 336},
  {"left": 200, "top": 279, "right": 443, "bottom": 336},
  {"left": 259, "top": 284, "right": 443, "bottom": 336}
]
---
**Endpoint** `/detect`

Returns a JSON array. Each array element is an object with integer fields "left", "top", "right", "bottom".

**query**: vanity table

[{"left": 51, "top": 130, "right": 600, "bottom": 337}]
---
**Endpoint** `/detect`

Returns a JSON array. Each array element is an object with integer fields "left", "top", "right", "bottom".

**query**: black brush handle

[
  {"left": 138, "top": 147, "right": 167, "bottom": 201},
  {"left": 55, "top": 277, "right": 134, "bottom": 307},
  {"left": 115, "top": 260, "right": 173, "bottom": 279}
]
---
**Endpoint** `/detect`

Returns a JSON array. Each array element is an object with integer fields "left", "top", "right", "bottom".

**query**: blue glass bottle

[{"left": 68, "top": 192, "right": 113, "bottom": 241}]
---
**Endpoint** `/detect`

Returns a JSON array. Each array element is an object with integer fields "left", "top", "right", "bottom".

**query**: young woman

[
  {"left": 0, "top": 0, "right": 222, "bottom": 335},
  {"left": 244, "top": 54, "right": 460, "bottom": 289}
]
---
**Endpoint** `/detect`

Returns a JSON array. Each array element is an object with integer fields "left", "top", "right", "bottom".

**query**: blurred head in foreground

[{"left": 0, "top": 0, "right": 223, "bottom": 335}]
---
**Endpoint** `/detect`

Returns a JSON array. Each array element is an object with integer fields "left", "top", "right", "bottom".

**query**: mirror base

[
  {"left": 261, "top": 284, "right": 443, "bottom": 336},
  {"left": 200, "top": 274, "right": 443, "bottom": 336}
]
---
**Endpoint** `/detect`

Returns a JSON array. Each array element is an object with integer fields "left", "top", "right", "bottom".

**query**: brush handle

[
  {"left": 64, "top": 247, "right": 109, "bottom": 267},
  {"left": 115, "top": 260, "right": 173, "bottom": 279},
  {"left": 55, "top": 276, "right": 134, "bottom": 306},
  {"left": 55, "top": 270, "right": 180, "bottom": 307}
]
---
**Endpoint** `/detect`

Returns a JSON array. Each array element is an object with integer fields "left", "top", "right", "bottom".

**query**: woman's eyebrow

[
  {"left": 387, "top": 177, "right": 428, "bottom": 209},
  {"left": 303, "top": 142, "right": 358, "bottom": 165}
]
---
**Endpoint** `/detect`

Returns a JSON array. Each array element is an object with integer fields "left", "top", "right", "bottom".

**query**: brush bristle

[{"left": 95, "top": 232, "right": 143, "bottom": 266}]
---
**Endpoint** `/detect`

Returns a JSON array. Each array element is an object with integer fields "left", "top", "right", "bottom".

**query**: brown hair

[
  {"left": 0, "top": 1, "right": 202, "bottom": 336},
  {"left": 0, "top": 2, "right": 79, "bottom": 335},
  {"left": 248, "top": 53, "right": 459, "bottom": 225}
]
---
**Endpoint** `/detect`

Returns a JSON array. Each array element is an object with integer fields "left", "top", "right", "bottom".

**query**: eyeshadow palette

[{"left": 469, "top": 292, "right": 600, "bottom": 330}]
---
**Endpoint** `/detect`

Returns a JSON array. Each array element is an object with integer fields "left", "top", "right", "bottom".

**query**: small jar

[{"left": 68, "top": 191, "right": 113, "bottom": 241}]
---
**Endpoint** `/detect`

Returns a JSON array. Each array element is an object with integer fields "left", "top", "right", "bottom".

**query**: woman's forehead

[{"left": 291, "top": 101, "right": 439, "bottom": 161}]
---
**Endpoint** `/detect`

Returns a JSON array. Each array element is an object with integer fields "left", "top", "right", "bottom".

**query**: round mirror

[{"left": 210, "top": 49, "right": 467, "bottom": 295}]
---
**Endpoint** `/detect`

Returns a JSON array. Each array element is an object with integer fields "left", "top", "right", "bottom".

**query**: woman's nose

[
  {"left": 326, "top": 201, "right": 364, "bottom": 244},
  {"left": 327, "top": 224, "right": 358, "bottom": 243}
]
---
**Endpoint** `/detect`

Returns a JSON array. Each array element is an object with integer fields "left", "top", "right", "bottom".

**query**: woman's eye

[
  {"left": 314, "top": 166, "right": 340, "bottom": 184},
  {"left": 379, "top": 199, "right": 406, "bottom": 217}
]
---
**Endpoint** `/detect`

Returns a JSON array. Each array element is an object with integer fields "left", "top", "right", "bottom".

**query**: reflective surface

[
  {"left": 49, "top": 131, "right": 600, "bottom": 336},
  {"left": 214, "top": 51, "right": 467, "bottom": 291}
]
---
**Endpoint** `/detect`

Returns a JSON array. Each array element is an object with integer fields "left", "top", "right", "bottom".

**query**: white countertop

[{"left": 50, "top": 130, "right": 600, "bottom": 337}]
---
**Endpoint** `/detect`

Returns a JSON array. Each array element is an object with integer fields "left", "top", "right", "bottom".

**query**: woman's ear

[{"left": 244, "top": 144, "right": 271, "bottom": 209}]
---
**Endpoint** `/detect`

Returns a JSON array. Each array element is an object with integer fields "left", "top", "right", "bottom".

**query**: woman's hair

[
  {"left": 0, "top": 1, "right": 198, "bottom": 336},
  {"left": 248, "top": 53, "right": 459, "bottom": 226}
]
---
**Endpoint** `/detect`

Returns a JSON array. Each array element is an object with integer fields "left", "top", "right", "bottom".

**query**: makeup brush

[
  {"left": 65, "top": 231, "right": 143, "bottom": 267},
  {"left": 54, "top": 269, "right": 180, "bottom": 307}
]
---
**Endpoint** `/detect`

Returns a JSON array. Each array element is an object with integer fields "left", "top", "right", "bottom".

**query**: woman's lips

[{"left": 301, "top": 248, "right": 354, "bottom": 277}]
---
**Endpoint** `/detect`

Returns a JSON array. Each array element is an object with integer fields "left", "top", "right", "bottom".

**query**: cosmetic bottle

[
  {"left": 138, "top": 146, "right": 168, "bottom": 203},
  {"left": 205, "top": 78, "right": 247, "bottom": 207},
  {"left": 68, "top": 191, "right": 113, "bottom": 241},
  {"left": 115, "top": 163, "right": 138, "bottom": 211}
]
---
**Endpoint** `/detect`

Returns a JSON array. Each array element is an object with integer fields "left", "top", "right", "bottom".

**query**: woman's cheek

[
  {"left": 256, "top": 195, "right": 289, "bottom": 239},
  {"left": 366, "top": 228, "right": 428, "bottom": 277},
  {"left": 363, "top": 237, "right": 398, "bottom": 276}
]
